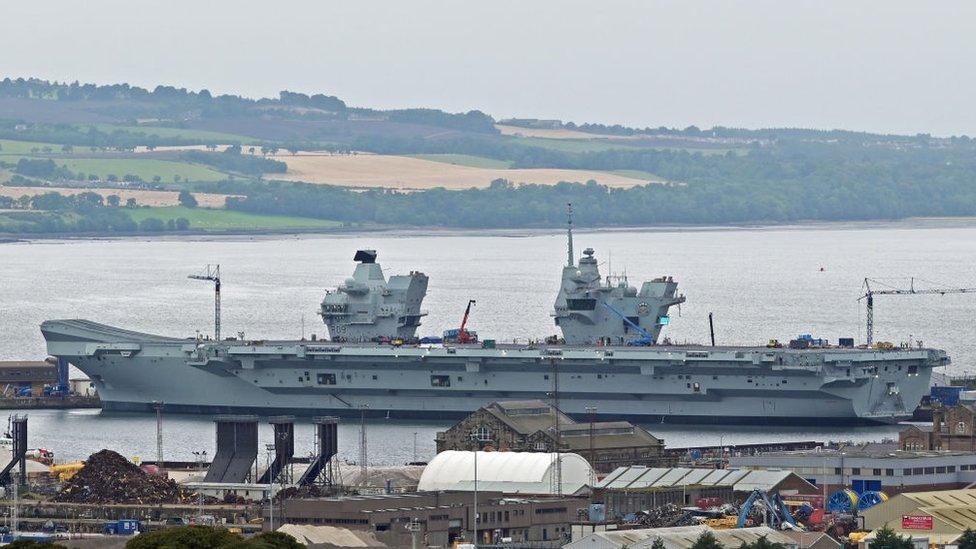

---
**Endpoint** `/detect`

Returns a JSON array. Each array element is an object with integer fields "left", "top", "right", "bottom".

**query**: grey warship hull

[{"left": 41, "top": 319, "right": 944, "bottom": 425}]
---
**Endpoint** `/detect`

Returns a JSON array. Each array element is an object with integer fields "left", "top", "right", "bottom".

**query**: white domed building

[{"left": 418, "top": 450, "right": 593, "bottom": 495}]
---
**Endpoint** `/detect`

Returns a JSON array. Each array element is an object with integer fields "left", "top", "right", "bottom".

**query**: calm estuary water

[{"left": 2, "top": 219, "right": 976, "bottom": 462}]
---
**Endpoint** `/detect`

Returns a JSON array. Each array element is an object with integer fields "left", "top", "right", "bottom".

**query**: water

[{"left": 3, "top": 219, "right": 976, "bottom": 462}]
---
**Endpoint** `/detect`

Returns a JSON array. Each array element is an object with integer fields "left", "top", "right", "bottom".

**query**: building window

[
  {"left": 957, "top": 422, "right": 967, "bottom": 434},
  {"left": 316, "top": 373, "right": 336, "bottom": 385},
  {"left": 903, "top": 468, "right": 912, "bottom": 476},
  {"left": 885, "top": 469, "right": 894, "bottom": 476},
  {"left": 873, "top": 468, "right": 882, "bottom": 476},
  {"left": 834, "top": 467, "right": 842, "bottom": 475},
  {"left": 913, "top": 468, "right": 923, "bottom": 475},
  {"left": 948, "top": 466, "right": 956, "bottom": 473},
  {"left": 430, "top": 375, "right": 451, "bottom": 387},
  {"left": 472, "top": 426, "right": 492, "bottom": 441},
  {"left": 936, "top": 466, "right": 947, "bottom": 474},
  {"left": 924, "top": 467, "right": 935, "bottom": 474}
]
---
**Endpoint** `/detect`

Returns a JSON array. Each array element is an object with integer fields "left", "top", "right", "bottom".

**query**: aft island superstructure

[{"left": 41, "top": 213, "right": 946, "bottom": 425}]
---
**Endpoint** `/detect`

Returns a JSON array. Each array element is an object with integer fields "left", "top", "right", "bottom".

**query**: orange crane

[{"left": 457, "top": 300, "right": 477, "bottom": 344}]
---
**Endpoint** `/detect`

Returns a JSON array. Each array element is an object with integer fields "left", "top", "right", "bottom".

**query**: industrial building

[
  {"left": 0, "top": 360, "right": 56, "bottom": 396},
  {"left": 900, "top": 403, "right": 976, "bottom": 451},
  {"left": 435, "top": 400, "right": 669, "bottom": 473},
  {"left": 565, "top": 525, "right": 799, "bottom": 549},
  {"left": 418, "top": 450, "right": 594, "bottom": 495},
  {"left": 593, "top": 466, "right": 817, "bottom": 519},
  {"left": 275, "top": 491, "right": 589, "bottom": 547},
  {"left": 860, "top": 489, "right": 976, "bottom": 546},
  {"left": 729, "top": 444, "right": 976, "bottom": 494}
]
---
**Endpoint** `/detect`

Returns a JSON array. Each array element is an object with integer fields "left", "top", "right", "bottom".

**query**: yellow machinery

[
  {"left": 50, "top": 461, "right": 85, "bottom": 482},
  {"left": 703, "top": 517, "right": 738, "bottom": 529}
]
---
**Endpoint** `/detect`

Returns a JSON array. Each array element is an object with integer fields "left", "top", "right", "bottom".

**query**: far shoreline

[{"left": 4, "top": 215, "right": 976, "bottom": 243}]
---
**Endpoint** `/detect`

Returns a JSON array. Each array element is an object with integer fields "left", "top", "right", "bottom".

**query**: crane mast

[
  {"left": 457, "top": 299, "right": 476, "bottom": 344},
  {"left": 859, "top": 277, "right": 976, "bottom": 346},
  {"left": 189, "top": 264, "right": 221, "bottom": 341}
]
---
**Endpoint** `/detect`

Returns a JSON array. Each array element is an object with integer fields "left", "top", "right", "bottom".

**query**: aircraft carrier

[{"left": 40, "top": 213, "right": 946, "bottom": 425}]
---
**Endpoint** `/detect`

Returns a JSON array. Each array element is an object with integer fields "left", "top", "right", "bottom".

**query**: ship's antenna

[{"left": 566, "top": 203, "right": 574, "bottom": 267}]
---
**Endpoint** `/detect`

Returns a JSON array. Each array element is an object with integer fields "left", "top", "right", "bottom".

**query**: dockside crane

[
  {"left": 189, "top": 264, "right": 221, "bottom": 341},
  {"left": 859, "top": 277, "right": 976, "bottom": 346},
  {"left": 457, "top": 299, "right": 476, "bottom": 344}
]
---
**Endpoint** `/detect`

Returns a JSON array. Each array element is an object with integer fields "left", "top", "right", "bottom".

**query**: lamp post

[
  {"left": 266, "top": 443, "right": 275, "bottom": 532},
  {"left": 470, "top": 430, "right": 481, "bottom": 547},
  {"left": 192, "top": 450, "right": 207, "bottom": 519},
  {"left": 585, "top": 406, "right": 597, "bottom": 485}
]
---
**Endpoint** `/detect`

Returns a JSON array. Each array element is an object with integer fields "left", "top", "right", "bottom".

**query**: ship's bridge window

[
  {"left": 566, "top": 298, "right": 596, "bottom": 311},
  {"left": 317, "top": 373, "right": 337, "bottom": 385},
  {"left": 431, "top": 375, "right": 451, "bottom": 387}
]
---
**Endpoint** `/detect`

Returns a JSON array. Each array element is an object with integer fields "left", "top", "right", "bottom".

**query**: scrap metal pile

[
  {"left": 53, "top": 450, "right": 187, "bottom": 504},
  {"left": 633, "top": 504, "right": 697, "bottom": 528}
]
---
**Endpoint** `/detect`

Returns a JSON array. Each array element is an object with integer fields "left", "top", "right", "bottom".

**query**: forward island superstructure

[{"left": 41, "top": 214, "right": 947, "bottom": 425}]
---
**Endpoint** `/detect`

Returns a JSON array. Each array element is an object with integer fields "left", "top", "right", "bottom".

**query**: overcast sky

[{"left": 2, "top": 1, "right": 974, "bottom": 136}]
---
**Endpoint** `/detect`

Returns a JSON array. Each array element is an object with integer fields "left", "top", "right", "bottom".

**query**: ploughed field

[{"left": 274, "top": 152, "right": 654, "bottom": 190}]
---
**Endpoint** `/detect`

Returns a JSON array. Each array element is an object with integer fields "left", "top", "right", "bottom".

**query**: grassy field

[
  {"left": 0, "top": 138, "right": 67, "bottom": 155},
  {"left": 0, "top": 186, "right": 232, "bottom": 208},
  {"left": 513, "top": 135, "right": 744, "bottom": 156},
  {"left": 56, "top": 158, "right": 227, "bottom": 182},
  {"left": 90, "top": 123, "right": 255, "bottom": 143},
  {"left": 127, "top": 206, "right": 340, "bottom": 230},
  {"left": 495, "top": 124, "right": 623, "bottom": 139},
  {"left": 408, "top": 154, "right": 513, "bottom": 169},
  {"left": 513, "top": 136, "right": 643, "bottom": 153},
  {"left": 1, "top": 137, "right": 230, "bottom": 181},
  {"left": 609, "top": 169, "right": 671, "bottom": 182}
]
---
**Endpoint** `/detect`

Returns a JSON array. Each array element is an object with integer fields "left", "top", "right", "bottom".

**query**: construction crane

[
  {"left": 457, "top": 299, "right": 477, "bottom": 344},
  {"left": 189, "top": 264, "right": 221, "bottom": 341},
  {"left": 859, "top": 277, "right": 976, "bottom": 346}
]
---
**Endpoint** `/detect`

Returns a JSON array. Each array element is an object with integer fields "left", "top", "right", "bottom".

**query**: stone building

[
  {"left": 899, "top": 404, "right": 976, "bottom": 452},
  {"left": 435, "top": 400, "right": 669, "bottom": 473}
]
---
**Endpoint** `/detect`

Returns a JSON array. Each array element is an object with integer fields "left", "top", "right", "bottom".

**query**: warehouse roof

[
  {"left": 564, "top": 525, "right": 798, "bottom": 549},
  {"left": 754, "top": 444, "right": 973, "bottom": 459},
  {"left": 898, "top": 489, "right": 976, "bottom": 507},
  {"left": 596, "top": 466, "right": 811, "bottom": 493},
  {"left": 276, "top": 524, "right": 385, "bottom": 547},
  {"left": 418, "top": 450, "right": 593, "bottom": 495}
]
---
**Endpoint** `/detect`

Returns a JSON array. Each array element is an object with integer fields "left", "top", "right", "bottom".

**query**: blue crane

[
  {"left": 600, "top": 301, "right": 654, "bottom": 346},
  {"left": 737, "top": 489, "right": 798, "bottom": 529}
]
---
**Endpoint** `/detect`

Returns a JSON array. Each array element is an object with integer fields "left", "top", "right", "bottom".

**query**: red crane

[{"left": 457, "top": 300, "right": 477, "bottom": 344}]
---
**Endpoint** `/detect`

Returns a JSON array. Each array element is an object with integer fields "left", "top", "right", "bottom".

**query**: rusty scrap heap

[{"left": 53, "top": 450, "right": 186, "bottom": 504}]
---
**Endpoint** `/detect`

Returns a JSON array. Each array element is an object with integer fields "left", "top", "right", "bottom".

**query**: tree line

[
  {"left": 216, "top": 166, "right": 976, "bottom": 228},
  {"left": 0, "top": 191, "right": 190, "bottom": 234}
]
